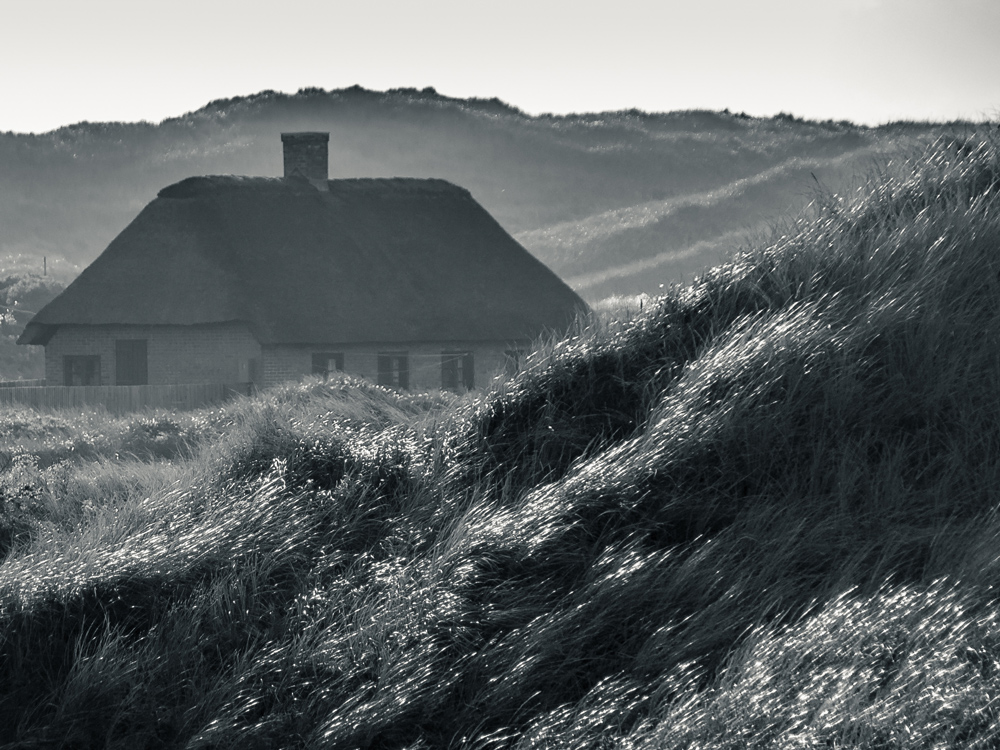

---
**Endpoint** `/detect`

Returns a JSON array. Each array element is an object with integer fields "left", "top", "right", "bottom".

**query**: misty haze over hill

[{"left": 0, "top": 86, "right": 968, "bottom": 302}]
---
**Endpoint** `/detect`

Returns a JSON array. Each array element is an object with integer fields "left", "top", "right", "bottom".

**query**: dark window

[
  {"left": 115, "top": 339, "right": 148, "bottom": 385},
  {"left": 442, "top": 351, "right": 474, "bottom": 391},
  {"left": 311, "top": 352, "right": 344, "bottom": 379},
  {"left": 377, "top": 352, "right": 409, "bottom": 389},
  {"left": 64, "top": 355, "right": 101, "bottom": 386}
]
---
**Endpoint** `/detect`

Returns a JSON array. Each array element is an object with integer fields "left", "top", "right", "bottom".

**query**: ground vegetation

[{"left": 1, "top": 133, "right": 999, "bottom": 747}]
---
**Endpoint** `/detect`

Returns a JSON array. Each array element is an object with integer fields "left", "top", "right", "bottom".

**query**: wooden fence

[{"left": 0, "top": 383, "right": 251, "bottom": 414}]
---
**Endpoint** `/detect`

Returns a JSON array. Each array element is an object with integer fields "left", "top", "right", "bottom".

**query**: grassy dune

[
  {"left": 1, "top": 132, "right": 1000, "bottom": 747},
  {"left": 518, "top": 145, "right": 884, "bottom": 296}
]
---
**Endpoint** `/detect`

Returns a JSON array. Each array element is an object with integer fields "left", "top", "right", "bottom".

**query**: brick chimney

[{"left": 281, "top": 132, "right": 329, "bottom": 180}]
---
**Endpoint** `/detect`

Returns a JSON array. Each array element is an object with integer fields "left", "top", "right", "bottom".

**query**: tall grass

[{"left": 1, "top": 131, "right": 999, "bottom": 747}]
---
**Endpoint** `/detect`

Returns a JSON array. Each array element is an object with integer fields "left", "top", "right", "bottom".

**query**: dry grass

[{"left": 1, "top": 131, "right": 1000, "bottom": 747}]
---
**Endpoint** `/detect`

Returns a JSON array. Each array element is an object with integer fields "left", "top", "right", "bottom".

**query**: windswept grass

[{"left": 1, "top": 131, "right": 1000, "bottom": 747}]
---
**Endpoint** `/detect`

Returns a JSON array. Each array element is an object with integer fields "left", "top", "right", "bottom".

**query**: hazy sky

[{"left": 2, "top": 0, "right": 998, "bottom": 133}]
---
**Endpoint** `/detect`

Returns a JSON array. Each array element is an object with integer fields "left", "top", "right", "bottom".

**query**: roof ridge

[{"left": 158, "top": 174, "right": 466, "bottom": 200}]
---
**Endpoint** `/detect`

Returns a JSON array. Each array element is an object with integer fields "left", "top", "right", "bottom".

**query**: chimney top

[{"left": 281, "top": 132, "right": 329, "bottom": 181}]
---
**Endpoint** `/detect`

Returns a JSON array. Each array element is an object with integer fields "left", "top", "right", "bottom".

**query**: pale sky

[{"left": 1, "top": 0, "right": 998, "bottom": 133}]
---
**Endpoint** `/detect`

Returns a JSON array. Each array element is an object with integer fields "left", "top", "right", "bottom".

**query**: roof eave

[{"left": 17, "top": 322, "right": 57, "bottom": 346}]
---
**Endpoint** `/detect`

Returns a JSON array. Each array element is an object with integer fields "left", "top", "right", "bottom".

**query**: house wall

[
  {"left": 44, "top": 325, "right": 522, "bottom": 391},
  {"left": 44, "top": 323, "right": 261, "bottom": 386},
  {"left": 261, "top": 341, "right": 520, "bottom": 391}
]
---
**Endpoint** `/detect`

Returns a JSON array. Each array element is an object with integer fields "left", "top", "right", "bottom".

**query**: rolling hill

[{"left": 0, "top": 87, "right": 963, "bottom": 303}]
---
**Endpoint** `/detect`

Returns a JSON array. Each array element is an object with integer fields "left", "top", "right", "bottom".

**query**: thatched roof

[{"left": 19, "top": 177, "right": 586, "bottom": 346}]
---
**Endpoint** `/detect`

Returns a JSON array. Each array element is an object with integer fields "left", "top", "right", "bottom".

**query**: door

[{"left": 115, "top": 339, "right": 148, "bottom": 385}]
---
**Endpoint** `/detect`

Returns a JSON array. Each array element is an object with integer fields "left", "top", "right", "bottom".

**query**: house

[{"left": 17, "top": 133, "right": 586, "bottom": 391}]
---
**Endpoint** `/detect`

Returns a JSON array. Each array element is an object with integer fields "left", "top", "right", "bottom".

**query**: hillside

[
  {"left": 0, "top": 87, "right": 959, "bottom": 302},
  {"left": 0, "top": 132, "right": 998, "bottom": 747}
]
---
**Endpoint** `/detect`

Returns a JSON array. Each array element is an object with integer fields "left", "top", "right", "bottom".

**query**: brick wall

[
  {"left": 42, "top": 326, "right": 522, "bottom": 391},
  {"left": 281, "top": 133, "right": 328, "bottom": 180},
  {"left": 261, "top": 341, "right": 520, "bottom": 391},
  {"left": 44, "top": 323, "right": 261, "bottom": 386}
]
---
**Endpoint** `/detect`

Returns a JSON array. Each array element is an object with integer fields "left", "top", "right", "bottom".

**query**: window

[
  {"left": 115, "top": 339, "right": 148, "bottom": 385},
  {"left": 442, "top": 351, "right": 474, "bottom": 391},
  {"left": 377, "top": 352, "right": 409, "bottom": 389},
  {"left": 311, "top": 352, "right": 344, "bottom": 379},
  {"left": 64, "top": 355, "right": 101, "bottom": 386}
]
